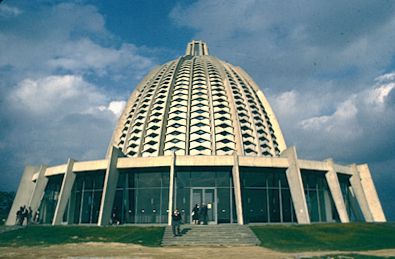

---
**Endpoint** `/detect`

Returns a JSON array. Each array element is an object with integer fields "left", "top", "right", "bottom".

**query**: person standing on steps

[
  {"left": 192, "top": 204, "right": 199, "bottom": 224},
  {"left": 200, "top": 203, "right": 208, "bottom": 225},
  {"left": 172, "top": 208, "right": 182, "bottom": 237}
]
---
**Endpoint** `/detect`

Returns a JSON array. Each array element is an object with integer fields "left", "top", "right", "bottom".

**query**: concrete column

[
  {"left": 325, "top": 159, "right": 349, "bottom": 223},
  {"left": 167, "top": 152, "right": 176, "bottom": 225},
  {"left": 52, "top": 159, "right": 76, "bottom": 225},
  {"left": 356, "top": 164, "right": 386, "bottom": 222},
  {"left": 349, "top": 164, "right": 373, "bottom": 222},
  {"left": 323, "top": 190, "right": 333, "bottom": 221},
  {"left": 6, "top": 165, "right": 41, "bottom": 225},
  {"left": 280, "top": 147, "right": 310, "bottom": 224},
  {"left": 28, "top": 165, "right": 48, "bottom": 213},
  {"left": 232, "top": 153, "right": 244, "bottom": 225},
  {"left": 98, "top": 146, "right": 123, "bottom": 226}
]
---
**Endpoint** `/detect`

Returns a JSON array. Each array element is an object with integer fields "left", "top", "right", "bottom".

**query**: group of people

[
  {"left": 15, "top": 205, "right": 35, "bottom": 226},
  {"left": 171, "top": 203, "right": 210, "bottom": 237},
  {"left": 191, "top": 203, "right": 208, "bottom": 225}
]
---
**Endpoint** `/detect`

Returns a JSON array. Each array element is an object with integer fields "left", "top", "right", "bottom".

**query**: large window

[
  {"left": 338, "top": 174, "right": 364, "bottom": 221},
  {"left": 301, "top": 170, "right": 340, "bottom": 223},
  {"left": 175, "top": 167, "right": 236, "bottom": 224},
  {"left": 112, "top": 168, "right": 169, "bottom": 224},
  {"left": 66, "top": 171, "right": 105, "bottom": 224},
  {"left": 38, "top": 174, "right": 64, "bottom": 224},
  {"left": 240, "top": 167, "right": 296, "bottom": 223}
]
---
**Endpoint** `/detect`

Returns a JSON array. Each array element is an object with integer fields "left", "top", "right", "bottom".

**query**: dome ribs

[
  {"left": 124, "top": 64, "right": 169, "bottom": 157},
  {"left": 224, "top": 66, "right": 260, "bottom": 156},
  {"left": 230, "top": 65, "right": 280, "bottom": 157},
  {"left": 235, "top": 66, "right": 286, "bottom": 155},
  {"left": 200, "top": 57, "right": 217, "bottom": 155},
  {"left": 164, "top": 58, "right": 192, "bottom": 155},
  {"left": 186, "top": 58, "right": 212, "bottom": 156},
  {"left": 156, "top": 57, "right": 189, "bottom": 156},
  {"left": 207, "top": 59, "right": 236, "bottom": 155},
  {"left": 108, "top": 64, "right": 165, "bottom": 157},
  {"left": 110, "top": 42, "right": 287, "bottom": 158},
  {"left": 138, "top": 60, "right": 179, "bottom": 157}
]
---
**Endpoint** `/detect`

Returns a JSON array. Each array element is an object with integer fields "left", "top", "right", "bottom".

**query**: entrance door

[{"left": 191, "top": 188, "right": 217, "bottom": 224}]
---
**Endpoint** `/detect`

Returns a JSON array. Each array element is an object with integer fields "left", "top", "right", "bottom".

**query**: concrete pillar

[
  {"left": 349, "top": 164, "right": 373, "bottom": 222},
  {"left": 356, "top": 164, "right": 386, "bottom": 222},
  {"left": 6, "top": 165, "right": 41, "bottom": 225},
  {"left": 52, "top": 159, "right": 76, "bottom": 225},
  {"left": 28, "top": 165, "right": 48, "bottom": 213},
  {"left": 232, "top": 153, "right": 244, "bottom": 225},
  {"left": 167, "top": 152, "right": 176, "bottom": 225},
  {"left": 280, "top": 147, "right": 310, "bottom": 224},
  {"left": 325, "top": 159, "right": 350, "bottom": 223},
  {"left": 98, "top": 146, "right": 123, "bottom": 226},
  {"left": 323, "top": 190, "right": 333, "bottom": 221}
]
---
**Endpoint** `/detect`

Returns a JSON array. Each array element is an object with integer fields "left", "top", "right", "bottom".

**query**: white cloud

[
  {"left": 9, "top": 75, "right": 106, "bottom": 115},
  {"left": 0, "top": 2, "right": 155, "bottom": 87},
  {"left": 0, "top": 4, "right": 22, "bottom": 17},
  {"left": 268, "top": 70, "right": 395, "bottom": 163},
  {"left": 366, "top": 73, "right": 395, "bottom": 105},
  {"left": 46, "top": 39, "right": 153, "bottom": 76},
  {"left": 376, "top": 72, "right": 395, "bottom": 83},
  {"left": 299, "top": 98, "right": 362, "bottom": 140},
  {"left": 107, "top": 101, "right": 126, "bottom": 117}
]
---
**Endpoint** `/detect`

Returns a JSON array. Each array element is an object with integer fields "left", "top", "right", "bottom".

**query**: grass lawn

[
  {"left": 251, "top": 222, "right": 395, "bottom": 252},
  {"left": 0, "top": 225, "right": 164, "bottom": 247}
]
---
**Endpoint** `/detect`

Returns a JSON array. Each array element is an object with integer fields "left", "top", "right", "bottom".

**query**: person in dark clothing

[
  {"left": 27, "top": 207, "right": 33, "bottom": 225},
  {"left": 192, "top": 204, "right": 199, "bottom": 224},
  {"left": 16, "top": 206, "right": 23, "bottom": 226},
  {"left": 171, "top": 208, "right": 182, "bottom": 237},
  {"left": 22, "top": 206, "right": 28, "bottom": 225},
  {"left": 199, "top": 203, "right": 208, "bottom": 225}
]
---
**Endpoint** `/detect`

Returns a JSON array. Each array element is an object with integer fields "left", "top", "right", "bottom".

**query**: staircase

[{"left": 162, "top": 224, "right": 260, "bottom": 246}]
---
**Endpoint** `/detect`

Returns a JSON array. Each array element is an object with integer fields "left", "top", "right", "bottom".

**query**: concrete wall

[
  {"left": 9, "top": 154, "right": 386, "bottom": 225},
  {"left": 52, "top": 159, "right": 76, "bottom": 225},
  {"left": 6, "top": 165, "right": 41, "bottom": 225},
  {"left": 281, "top": 147, "right": 310, "bottom": 224},
  {"left": 98, "top": 146, "right": 123, "bottom": 226}
]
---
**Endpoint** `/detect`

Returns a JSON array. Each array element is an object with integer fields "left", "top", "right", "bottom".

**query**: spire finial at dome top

[{"left": 186, "top": 40, "right": 209, "bottom": 56}]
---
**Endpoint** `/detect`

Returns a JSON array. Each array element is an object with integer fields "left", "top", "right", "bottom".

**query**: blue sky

[{"left": 0, "top": 0, "right": 394, "bottom": 220}]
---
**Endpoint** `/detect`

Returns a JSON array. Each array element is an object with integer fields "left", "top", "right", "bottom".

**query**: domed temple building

[{"left": 7, "top": 41, "right": 386, "bottom": 226}]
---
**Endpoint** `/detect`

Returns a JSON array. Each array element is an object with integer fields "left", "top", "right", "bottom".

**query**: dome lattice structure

[
  {"left": 109, "top": 41, "right": 286, "bottom": 157},
  {"left": 7, "top": 41, "right": 386, "bottom": 228}
]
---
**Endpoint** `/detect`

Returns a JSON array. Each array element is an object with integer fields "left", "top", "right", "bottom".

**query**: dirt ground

[{"left": 0, "top": 243, "right": 394, "bottom": 258}]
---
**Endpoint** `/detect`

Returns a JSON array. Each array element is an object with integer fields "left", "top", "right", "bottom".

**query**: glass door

[{"left": 190, "top": 188, "right": 217, "bottom": 224}]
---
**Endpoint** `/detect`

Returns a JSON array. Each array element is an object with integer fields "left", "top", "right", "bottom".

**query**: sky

[{"left": 0, "top": 0, "right": 394, "bottom": 220}]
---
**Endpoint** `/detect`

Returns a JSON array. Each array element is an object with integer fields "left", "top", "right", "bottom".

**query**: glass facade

[
  {"left": 112, "top": 168, "right": 169, "bottom": 224},
  {"left": 36, "top": 166, "right": 370, "bottom": 225},
  {"left": 38, "top": 174, "right": 64, "bottom": 224},
  {"left": 175, "top": 167, "right": 236, "bottom": 224},
  {"left": 301, "top": 170, "right": 340, "bottom": 223},
  {"left": 65, "top": 171, "right": 105, "bottom": 224},
  {"left": 240, "top": 167, "right": 296, "bottom": 223},
  {"left": 338, "top": 174, "right": 364, "bottom": 221}
]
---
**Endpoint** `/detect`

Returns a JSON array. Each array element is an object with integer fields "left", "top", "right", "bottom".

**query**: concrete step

[{"left": 161, "top": 224, "right": 260, "bottom": 246}]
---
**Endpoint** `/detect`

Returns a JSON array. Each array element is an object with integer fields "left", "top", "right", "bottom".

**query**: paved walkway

[{"left": 0, "top": 243, "right": 394, "bottom": 258}]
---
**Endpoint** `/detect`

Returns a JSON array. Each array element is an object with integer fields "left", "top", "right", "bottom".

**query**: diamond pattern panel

[{"left": 111, "top": 48, "right": 286, "bottom": 158}]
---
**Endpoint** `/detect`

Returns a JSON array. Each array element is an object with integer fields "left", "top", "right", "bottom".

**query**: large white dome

[{"left": 109, "top": 40, "right": 286, "bottom": 157}]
